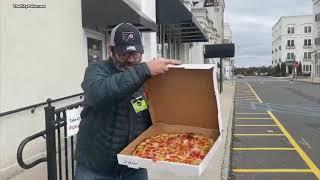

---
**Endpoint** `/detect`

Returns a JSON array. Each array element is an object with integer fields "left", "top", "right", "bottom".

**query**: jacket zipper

[{"left": 128, "top": 104, "right": 135, "bottom": 143}]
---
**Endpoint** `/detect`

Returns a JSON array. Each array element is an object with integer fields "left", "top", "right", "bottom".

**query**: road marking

[
  {"left": 235, "top": 125, "right": 277, "bottom": 127},
  {"left": 235, "top": 113, "right": 269, "bottom": 115},
  {"left": 233, "top": 169, "right": 313, "bottom": 173},
  {"left": 268, "top": 111, "right": 320, "bottom": 179},
  {"left": 234, "top": 134, "right": 285, "bottom": 136},
  {"left": 243, "top": 81, "right": 320, "bottom": 178},
  {"left": 245, "top": 82, "right": 263, "bottom": 103},
  {"left": 233, "top": 148, "right": 296, "bottom": 151},
  {"left": 235, "top": 98, "right": 259, "bottom": 101},
  {"left": 236, "top": 96, "right": 257, "bottom": 98},
  {"left": 236, "top": 117, "right": 272, "bottom": 120},
  {"left": 300, "top": 137, "right": 312, "bottom": 150}
]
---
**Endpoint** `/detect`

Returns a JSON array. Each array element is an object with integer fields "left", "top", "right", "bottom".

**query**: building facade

[
  {"left": 223, "top": 23, "right": 234, "bottom": 79},
  {"left": 190, "top": 0, "right": 225, "bottom": 64},
  {"left": 272, "top": 15, "right": 314, "bottom": 75},
  {"left": 313, "top": 0, "right": 320, "bottom": 81}
]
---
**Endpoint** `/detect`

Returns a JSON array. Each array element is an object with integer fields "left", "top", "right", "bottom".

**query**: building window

[
  {"left": 275, "top": 49, "right": 277, "bottom": 52},
  {"left": 287, "top": 40, "right": 295, "bottom": 48},
  {"left": 315, "top": 37, "right": 320, "bottom": 45},
  {"left": 304, "top": 52, "right": 312, "bottom": 60},
  {"left": 304, "top": 26, "right": 312, "bottom": 33},
  {"left": 304, "top": 39, "right": 312, "bottom": 46},
  {"left": 279, "top": 46, "right": 281, "bottom": 50},
  {"left": 303, "top": 65, "right": 306, "bottom": 71},
  {"left": 288, "top": 27, "right": 295, "bottom": 34},
  {"left": 287, "top": 53, "right": 295, "bottom": 60},
  {"left": 316, "top": 13, "right": 320, "bottom": 21}
]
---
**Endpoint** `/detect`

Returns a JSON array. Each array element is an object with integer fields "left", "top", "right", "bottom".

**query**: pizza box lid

[{"left": 144, "top": 64, "right": 222, "bottom": 133}]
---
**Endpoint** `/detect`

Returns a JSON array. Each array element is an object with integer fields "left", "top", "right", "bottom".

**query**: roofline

[{"left": 272, "top": 15, "right": 313, "bottom": 29}]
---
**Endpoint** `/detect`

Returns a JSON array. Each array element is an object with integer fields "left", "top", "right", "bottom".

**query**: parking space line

[
  {"left": 236, "top": 96, "right": 257, "bottom": 99},
  {"left": 233, "top": 148, "right": 296, "bottom": 151},
  {"left": 235, "top": 125, "right": 277, "bottom": 127},
  {"left": 243, "top": 81, "right": 320, "bottom": 179},
  {"left": 245, "top": 82, "right": 263, "bottom": 103},
  {"left": 235, "top": 113, "right": 269, "bottom": 115},
  {"left": 268, "top": 111, "right": 320, "bottom": 179},
  {"left": 233, "top": 169, "right": 313, "bottom": 173},
  {"left": 236, "top": 117, "right": 272, "bottom": 120},
  {"left": 235, "top": 98, "right": 259, "bottom": 101},
  {"left": 234, "top": 134, "right": 285, "bottom": 136}
]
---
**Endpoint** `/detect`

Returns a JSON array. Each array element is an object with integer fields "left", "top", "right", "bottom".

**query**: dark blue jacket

[{"left": 75, "top": 59, "right": 152, "bottom": 174}]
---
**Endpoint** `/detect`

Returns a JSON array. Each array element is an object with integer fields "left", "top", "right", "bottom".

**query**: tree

[
  {"left": 281, "top": 62, "right": 286, "bottom": 77},
  {"left": 275, "top": 64, "right": 281, "bottom": 77}
]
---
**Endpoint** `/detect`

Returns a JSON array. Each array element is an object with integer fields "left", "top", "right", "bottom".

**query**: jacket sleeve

[{"left": 81, "top": 62, "right": 151, "bottom": 106}]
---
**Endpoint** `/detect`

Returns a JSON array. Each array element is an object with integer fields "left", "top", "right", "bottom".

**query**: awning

[
  {"left": 156, "top": 0, "right": 209, "bottom": 42},
  {"left": 81, "top": 0, "right": 157, "bottom": 32}
]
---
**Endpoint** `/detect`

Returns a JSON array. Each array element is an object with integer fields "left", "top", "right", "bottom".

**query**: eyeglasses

[{"left": 118, "top": 52, "right": 142, "bottom": 60}]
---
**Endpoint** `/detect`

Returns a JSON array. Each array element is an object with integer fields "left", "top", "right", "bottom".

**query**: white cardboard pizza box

[{"left": 117, "top": 64, "right": 223, "bottom": 176}]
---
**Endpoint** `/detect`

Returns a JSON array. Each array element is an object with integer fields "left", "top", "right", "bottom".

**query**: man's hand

[{"left": 146, "top": 58, "right": 182, "bottom": 76}]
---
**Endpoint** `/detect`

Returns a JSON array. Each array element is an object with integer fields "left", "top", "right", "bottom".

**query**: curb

[
  {"left": 220, "top": 80, "right": 236, "bottom": 180},
  {"left": 293, "top": 79, "right": 320, "bottom": 85}
]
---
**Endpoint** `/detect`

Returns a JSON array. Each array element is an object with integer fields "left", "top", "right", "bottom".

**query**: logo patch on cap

[
  {"left": 127, "top": 46, "right": 136, "bottom": 51},
  {"left": 122, "top": 32, "right": 135, "bottom": 42}
]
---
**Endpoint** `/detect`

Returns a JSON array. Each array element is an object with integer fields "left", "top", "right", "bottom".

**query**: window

[
  {"left": 304, "top": 26, "right": 312, "bottom": 33},
  {"left": 304, "top": 39, "right": 312, "bottom": 46},
  {"left": 304, "top": 52, "right": 311, "bottom": 59},
  {"left": 316, "top": 13, "right": 320, "bottom": 21},
  {"left": 287, "top": 40, "right": 294, "bottom": 47},
  {"left": 288, "top": 27, "right": 294, "bottom": 34},
  {"left": 279, "top": 46, "right": 281, "bottom": 50},
  {"left": 275, "top": 49, "right": 277, "bottom": 52},
  {"left": 303, "top": 65, "right": 306, "bottom": 71},
  {"left": 279, "top": 58, "right": 281, "bottom": 62},
  {"left": 287, "top": 53, "right": 295, "bottom": 59}
]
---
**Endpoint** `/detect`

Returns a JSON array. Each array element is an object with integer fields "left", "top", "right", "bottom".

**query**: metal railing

[
  {"left": 17, "top": 98, "right": 83, "bottom": 180},
  {"left": 0, "top": 93, "right": 83, "bottom": 117}
]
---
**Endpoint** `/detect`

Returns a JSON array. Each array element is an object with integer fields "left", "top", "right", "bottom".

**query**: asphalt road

[{"left": 230, "top": 77, "right": 320, "bottom": 180}]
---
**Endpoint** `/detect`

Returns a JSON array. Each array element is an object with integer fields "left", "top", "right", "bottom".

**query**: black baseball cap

[{"left": 110, "top": 23, "right": 144, "bottom": 54}]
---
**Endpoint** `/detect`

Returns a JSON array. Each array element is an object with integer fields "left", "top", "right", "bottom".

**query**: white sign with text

[{"left": 66, "top": 107, "right": 83, "bottom": 137}]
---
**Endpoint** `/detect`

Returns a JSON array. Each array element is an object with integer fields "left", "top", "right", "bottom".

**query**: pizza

[{"left": 131, "top": 133, "right": 214, "bottom": 165}]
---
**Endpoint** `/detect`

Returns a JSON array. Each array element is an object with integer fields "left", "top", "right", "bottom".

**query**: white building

[
  {"left": 272, "top": 15, "right": 314, "bottom": 75},
  {"left": 312, "top": 0, "right": 320, "bottom": 81},
  {"left": 0, "top": 0, "right": 213, "bottom": 179},
  {"left": 189, "top": 0, "right": 225, "bottom": 64},
  {"left": 223, "top": 23, "right": 234, "bottom": 79}
]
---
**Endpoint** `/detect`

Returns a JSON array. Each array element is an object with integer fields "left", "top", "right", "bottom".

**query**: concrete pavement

[{"left": 149, "top": 80, "right": 235, "bottom": 180}]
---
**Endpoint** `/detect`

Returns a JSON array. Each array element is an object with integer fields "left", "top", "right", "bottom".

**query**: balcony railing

[{"left": 303, "top": 45, "right": 312, "bottom": 49}]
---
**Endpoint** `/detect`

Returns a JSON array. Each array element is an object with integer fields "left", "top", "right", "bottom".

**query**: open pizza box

[{"left": 117, "top": 64, "right": 223, "bottom": 176}]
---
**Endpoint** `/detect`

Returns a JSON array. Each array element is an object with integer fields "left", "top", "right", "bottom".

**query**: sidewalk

[
  {"left": 149, "top": 80, "right": 236, "bottom": 180},
  {"left": 294, "top": 77, "right": 320, "bottom": 84}
]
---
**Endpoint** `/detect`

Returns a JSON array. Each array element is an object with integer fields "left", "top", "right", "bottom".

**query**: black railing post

[{"left": 45, "top": 98, "right": 57, "bottom": 180}]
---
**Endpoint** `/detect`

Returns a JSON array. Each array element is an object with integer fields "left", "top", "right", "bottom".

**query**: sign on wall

[
  {"left": 87, "top": 37, "right": 103, "bottom": 63},
  {"left": 66, "top": 107, "right": 83, "bottom": 137}
]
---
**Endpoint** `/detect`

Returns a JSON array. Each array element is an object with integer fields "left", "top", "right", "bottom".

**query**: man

[{"left": 75, "top": 23, "right": 181, "bottom": 180}]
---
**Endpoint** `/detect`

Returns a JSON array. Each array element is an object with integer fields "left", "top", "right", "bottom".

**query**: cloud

[{"left": 225, "top": 0, "right": 313, "bottom": 67}]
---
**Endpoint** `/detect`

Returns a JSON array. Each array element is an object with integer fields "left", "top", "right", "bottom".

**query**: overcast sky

[{"left": 225, "top": 0, "right": 313, "bottom": 67}]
